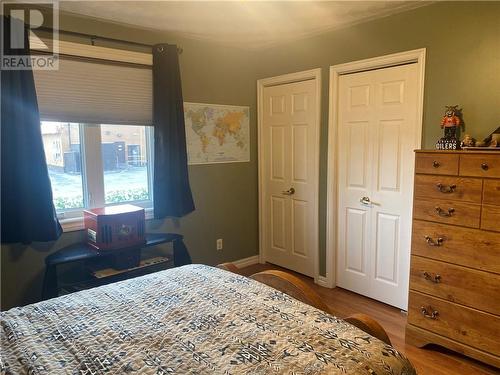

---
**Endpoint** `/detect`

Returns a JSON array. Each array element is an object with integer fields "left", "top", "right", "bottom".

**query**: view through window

[
  {"left": 41, "top": 121, "right": 153, "bottom": 216},
  {"left": 41, "top": 122, "right": 85, "bottom": 210},
  {"left": 101, "top": 124, "right": 151, "bottom": 204}
]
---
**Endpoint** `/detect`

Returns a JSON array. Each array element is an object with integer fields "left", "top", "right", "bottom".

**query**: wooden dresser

[{"left": 406, "top": 150, "right": 500, "bottom": 368}]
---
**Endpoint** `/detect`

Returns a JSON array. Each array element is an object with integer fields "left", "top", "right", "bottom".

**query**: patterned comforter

[{"left": 1, "top": 265, "right": 416, "bottom": 374}]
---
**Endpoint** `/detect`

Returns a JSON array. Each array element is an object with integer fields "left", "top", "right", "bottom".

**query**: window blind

[{"left": 33, "top": 57, "right": 152, "bottom": 125}]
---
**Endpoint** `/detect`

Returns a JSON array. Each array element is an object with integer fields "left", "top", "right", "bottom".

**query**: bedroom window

[
  {"left": 32, "top": 40, "right": 155, "bottom": 230},
  {"left": 41, "top": 121, "right": 154, "bottom": 225}
]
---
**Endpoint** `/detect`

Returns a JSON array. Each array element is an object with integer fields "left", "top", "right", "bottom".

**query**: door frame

[
  {"left": 257, "top": 68, "right": 322, "bottom": 283},
  {"left": 325, "top": 49, "right": 426, "bottom": 289}
]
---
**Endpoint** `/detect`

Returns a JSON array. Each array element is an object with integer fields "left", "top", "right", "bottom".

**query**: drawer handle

[
  {"left": 435, "top": 206, "right": 455, "bottom": 217},
  {"left": 423, "top": 271, "right": 441, "bottom": 283},
  {"left": 436, "top": 183, "right": 456, "bottom": 193},
  {"left": 432, "top": 160, "right": 440, "bottom": 168},
  {"left": 481, "top": 163, "right": 489, "bottom": 171},
  {"left": 424, "top": 236, "right": 444, "bottom": 246},
  {"left": 421, "top": 306, "right": 439, "bottom": 320}
]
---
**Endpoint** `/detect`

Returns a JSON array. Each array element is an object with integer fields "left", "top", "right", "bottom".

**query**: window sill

[
  {"left": 60, "top": 217, "right": 85, "bottom": 232},
  {"left": 59, "top": 208, "right": 154, "bottom": 233}
]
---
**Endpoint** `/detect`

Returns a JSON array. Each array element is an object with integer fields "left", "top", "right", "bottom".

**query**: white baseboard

[
  {"left": 232, "top": 255, "right": 260, "bottom": 269},
  {"left": 316, "top": 275, "right": 330, "bottom": 288}
]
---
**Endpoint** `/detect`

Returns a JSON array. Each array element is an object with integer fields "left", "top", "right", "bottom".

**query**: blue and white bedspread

[{"left": 1, "top": 264, "right": 416, "bottom": 374}]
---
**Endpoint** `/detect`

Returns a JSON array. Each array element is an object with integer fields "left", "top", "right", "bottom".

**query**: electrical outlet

[{"left": 216, "top": 238, "right": 223, "bottom": 251}]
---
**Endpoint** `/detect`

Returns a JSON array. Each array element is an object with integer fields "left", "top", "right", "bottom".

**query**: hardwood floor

[{"left": 240, "top": 263, "right": 500, "bottom": 375}]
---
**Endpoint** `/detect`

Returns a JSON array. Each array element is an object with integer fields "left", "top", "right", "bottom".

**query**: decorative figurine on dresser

[
  {"left": 407, "top": 150, "right": 500, "bottom": 368},
  {"left": 436, "top": 105, "right": 463, "bottom": 150},
  {"left": 461, "top": 126, "right": 500, "bottom": 150}
]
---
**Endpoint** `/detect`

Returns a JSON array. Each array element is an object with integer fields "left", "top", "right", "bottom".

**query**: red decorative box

[{"left": 84, "top": 204, "right": 146, "bottom": 251}]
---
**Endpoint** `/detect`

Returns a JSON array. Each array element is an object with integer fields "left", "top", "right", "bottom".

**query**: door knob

[
  {"left": 282, "top": 187, "right": 295, "bottom": 195},
  {"left": 360, "top": 196, "right": 371, "bottom": 205},
  {"left": 359, "top": 196, "right": 380, "bottom": 206}
]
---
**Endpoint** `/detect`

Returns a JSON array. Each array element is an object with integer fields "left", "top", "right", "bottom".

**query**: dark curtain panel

[
  {"left": 152, "top": 44, "right": 195, "bottom": 218},
  {"left": 1, "top": 17, "right": 62, "bottom": 243}
]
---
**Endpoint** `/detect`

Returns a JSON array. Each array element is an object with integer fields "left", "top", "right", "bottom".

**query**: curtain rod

[{"left": 38, "top": 26, "right": 183, "bottom": 54}]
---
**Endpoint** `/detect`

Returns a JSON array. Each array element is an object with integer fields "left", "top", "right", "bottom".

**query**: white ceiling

[{"left": 60, "top": 1, "right": 431, "bottom": 49}]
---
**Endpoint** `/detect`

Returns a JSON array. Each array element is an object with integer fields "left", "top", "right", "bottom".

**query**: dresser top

[{"left": 415, "top": 149, "right": 500, "bottom": 155}]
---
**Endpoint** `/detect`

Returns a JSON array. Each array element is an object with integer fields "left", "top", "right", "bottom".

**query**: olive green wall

[
  {"left": 2, "top": 1, "right": 499, "bottom": 308},
  {"left": 1, "top": 12, "right": 260, "bottom": 310},
  {"left": 251, "top": 1, "right": 500, "bottom": 275}
]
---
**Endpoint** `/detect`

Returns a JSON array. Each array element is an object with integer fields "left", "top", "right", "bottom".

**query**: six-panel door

[
  {"left": 261, "top": 79, "right": 318, "bottom": 277},
  {"left": 337, "top": 63, "right": 420, "bottom": 309}
]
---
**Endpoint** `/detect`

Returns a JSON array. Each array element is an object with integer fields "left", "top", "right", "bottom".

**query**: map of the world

[{"left": 184, "top": 102, "right": 250, "bottom": 164}]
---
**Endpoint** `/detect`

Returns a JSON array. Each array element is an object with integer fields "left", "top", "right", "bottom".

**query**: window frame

[{"left": 43, "top": 122, "right": 154, "bottom": 231}]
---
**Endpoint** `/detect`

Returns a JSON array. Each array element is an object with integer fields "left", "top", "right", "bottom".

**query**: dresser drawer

[
  {"left": 414, "top": 175, "right": 482, "bottom": 203},
  {"left": 411, "top": 221, "right": 500, "bottom": 274},
  {"left": 410, "top": 256, "right": 500, "bottom": 315},
  {"left": 481, "top": 205, "right": 500, "bottom": 232},
  {"left": 408, "top": 291, "right": 500, "bottom": 356},
  {"left": 460, "top": 154, "right": 500, "bottom": 178},
  {"left": 415, "top": 153, "right": 459, "bottom": 175},
  {"left": 413, "top": 198, "right": 480, "bottom": 228},
  {"left": 483, "top": 179, "right": 500, "bottom": 205}
]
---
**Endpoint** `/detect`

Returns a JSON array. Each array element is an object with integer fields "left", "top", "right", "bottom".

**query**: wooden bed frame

[{"left": 217, "top": 263, "right": 392, "bottom": 345}]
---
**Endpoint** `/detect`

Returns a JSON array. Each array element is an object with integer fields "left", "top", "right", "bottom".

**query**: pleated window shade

[{"left": 33, "top": 58, "right": 153, "bottom": 125}]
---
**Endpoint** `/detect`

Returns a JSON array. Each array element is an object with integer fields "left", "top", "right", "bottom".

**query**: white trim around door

[
  {"left": 257, "top": 68, "right": 322, "bottom": 284},
  {"left": 325, "top": 48, "right": 426, "bottom": 289}
]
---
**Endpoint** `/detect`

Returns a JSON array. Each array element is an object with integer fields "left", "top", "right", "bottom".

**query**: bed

[{"left": 1, "top": 264, "right": 416, "bottom": 374}]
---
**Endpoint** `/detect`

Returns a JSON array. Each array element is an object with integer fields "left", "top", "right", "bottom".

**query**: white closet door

[
  {"left": 261, "top": 79, "right": 319, "bottom": 277},
  {"left": 337, "top": 63, "right": 418, "bottom": 309}
]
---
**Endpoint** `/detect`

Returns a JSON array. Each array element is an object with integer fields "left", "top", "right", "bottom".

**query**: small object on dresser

[
  {"left": 462, "top": 126, "right": 500, "bottom": 150},
  {"left": 489, "top": 133, "right": 499, "bottom": 148},
  {"left": 460, "top": 134, "right": 475, "bottom": 148},
  {"left": 482, "top": 126, "right": 500, "bottom": 148},
  {"left": 436, "top": 105, "right": 463, "bottom": 150},
  {"left": 489, "top": 132, "right": 500, "bottom": 147},
  {"left": 475, "top": 140, "right": 485, "bottom": 147}
]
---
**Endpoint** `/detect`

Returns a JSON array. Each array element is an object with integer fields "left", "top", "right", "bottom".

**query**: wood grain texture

[
  {"left": 409, "top": 255, "right": 500, "bottom": 315},
  {"left": 460, "top": 154, "right": 500, "bottom": 178},
  {"left": 405, "top": 324, "right": 500, "bottom": 369},
  {"left": 414, "top": 174, "right": 483, "bottom": 203},
  {"left": 240, "top": 263, "right": 500, "bottom": 375},
  {"left": 344, "top": 313, "right": 392, "bottom": 345},
  {"left": 415, "top": 153, "right": 459, "bottom": 175},
  {"left": 409, "top": 151, "right": 500, "bottom": 370},
  {"left": 408, "top": 291, "right": 500, "bottom": 356},
  {"left": 483, "top": 179, "right": 500, "bottom": 205},
  {"left": 411, "top": 220, "right": 500, "bottom": 274},
  {"left": 413, "top": 198, "right": 481, "bottom": 228},
  {"left": 481, "top": 204, "right": 500, "bottom": 232},
  {"left": 249, "top": 269, "right": 332, "bottom": 314}
]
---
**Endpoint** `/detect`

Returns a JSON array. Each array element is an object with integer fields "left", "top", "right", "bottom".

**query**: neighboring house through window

[{"left": 40, "top": 121, "right": 154, "bottom": 225}]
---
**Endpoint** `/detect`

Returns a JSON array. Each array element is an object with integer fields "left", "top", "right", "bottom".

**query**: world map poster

[{"left": 184, "top": 102, "right": 250, "bottom": 164}]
